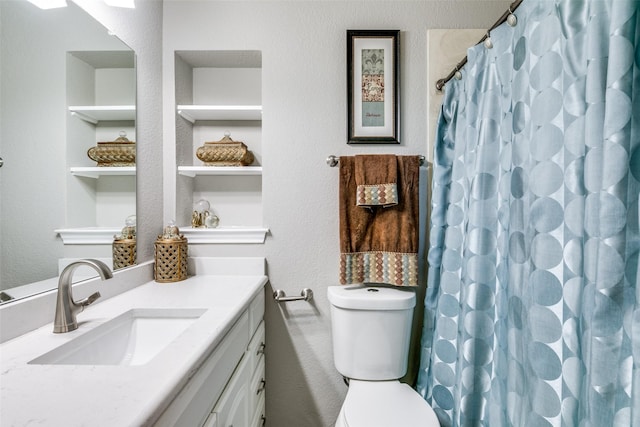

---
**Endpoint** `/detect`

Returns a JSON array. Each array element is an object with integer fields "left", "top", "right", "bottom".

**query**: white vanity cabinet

[
  {"left": 203, "top": 322, "right": 266, "bottom": 427},
  {"left": 156, "top": 290, "right": 266, "bottom": 427}
]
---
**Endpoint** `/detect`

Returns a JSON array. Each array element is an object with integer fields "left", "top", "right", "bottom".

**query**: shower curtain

[{"left": 417, "top": 1, "right": 640, "bottom": 426}]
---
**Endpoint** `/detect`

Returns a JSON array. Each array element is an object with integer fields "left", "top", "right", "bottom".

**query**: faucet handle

[{"left": 77, "top": 291, "right": 101, "bottom": 308}]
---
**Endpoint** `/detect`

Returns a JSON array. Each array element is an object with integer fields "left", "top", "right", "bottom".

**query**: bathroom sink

[{"left": 29, "top": 308, "right": 206, "bottom": 366}]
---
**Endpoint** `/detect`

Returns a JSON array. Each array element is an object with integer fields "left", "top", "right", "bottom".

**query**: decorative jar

[
  {"left": 154, "top": 221, "right": 188, "bottom": 283},
  {"left": 196, "top": 132, "right": 254, "bottom": 166},
  {"left": 87, "top": 131, "right": 136, "bottom": 166}
]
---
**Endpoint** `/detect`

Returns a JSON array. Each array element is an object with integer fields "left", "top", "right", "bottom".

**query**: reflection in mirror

[{"left": 0, "top": 0, "right": 136, "bottom": 304}]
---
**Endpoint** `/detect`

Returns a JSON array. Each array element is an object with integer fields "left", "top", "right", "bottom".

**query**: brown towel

[
  {"left": 355, "top": 154, "right": 398, "bottom": 208},
  {"left": 339, "top": 155, "right": 420, "bottom": 286}
]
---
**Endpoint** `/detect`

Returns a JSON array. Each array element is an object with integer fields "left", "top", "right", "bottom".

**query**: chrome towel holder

[
  {"left": 273, "top": 288, "right": 314, "bottom": 303},
  {"left": 326, "top": 155, "right": 425, "bottom": 167}
]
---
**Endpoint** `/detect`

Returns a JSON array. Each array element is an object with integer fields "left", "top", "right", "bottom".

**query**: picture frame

[{"left": 347, "top": 29, "right": 400, "bottom": 144}]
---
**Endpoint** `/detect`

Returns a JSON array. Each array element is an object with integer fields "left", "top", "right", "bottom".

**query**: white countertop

[{"left": 0, "top": 274, "right": 267, "bottom": 427}]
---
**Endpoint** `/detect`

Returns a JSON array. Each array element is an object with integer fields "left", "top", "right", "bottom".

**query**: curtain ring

[
  {"left": 484, "top": 32, "right": 493, "bottom": 49},
  {"left": 507, "top": 6, "right": 518, "bottom": 27},
  {"left": 454, "top": 65, "right": 462, "bottom": 80}
]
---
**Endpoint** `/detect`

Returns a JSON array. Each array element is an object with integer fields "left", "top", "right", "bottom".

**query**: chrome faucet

[{"left": 53, "top": 259, "right": 113, "bottom": 333}]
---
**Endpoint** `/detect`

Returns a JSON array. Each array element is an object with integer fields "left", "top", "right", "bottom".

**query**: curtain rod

[{"left": 435, "top": 0, "right": 524, "bottom": 92}]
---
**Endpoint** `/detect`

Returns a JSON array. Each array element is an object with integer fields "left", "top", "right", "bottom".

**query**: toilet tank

[{"left": 327, "top": 285, "right": 416, "bottom": 381}]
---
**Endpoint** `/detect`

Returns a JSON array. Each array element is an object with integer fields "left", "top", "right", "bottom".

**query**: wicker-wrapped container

[
  {"left": 87, "top": 131, "right": 136, "bottom": 166},
  {"left": 196, "top": 132, "right": 254, "bottom": 166},
  {"left": 113, "top": 217, "right": 136, "bottom": 270},
  {"left": 113, "top": 238, "right": 136, "bottom": 270},
  {"left": 154, "top": 222, "right": 188, "bottom": 283}
]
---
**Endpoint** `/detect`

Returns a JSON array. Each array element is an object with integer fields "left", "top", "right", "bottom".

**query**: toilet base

[
  {"left": 334, "top": 405, "right": 347, "bottom": 427},
  {"left": 334, "top": 380, "right": 440, "bottom": 427}
]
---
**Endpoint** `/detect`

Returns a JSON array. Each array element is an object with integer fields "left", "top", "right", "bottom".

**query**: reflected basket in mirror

[
  {"left": 113, "top": 215, "right": 136, "bottom": 271},
  {"left": 87, "top": 131, "right": 136, "bottom": 166},
  {"left": 196, "top": 132, "right": 254, "bottom": 166}
]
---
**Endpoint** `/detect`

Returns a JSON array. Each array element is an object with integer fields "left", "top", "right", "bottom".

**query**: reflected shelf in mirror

[
  {"left": 69, "top": 105, "right": 136, "bottom": 124},
  {"left": 70, "top": 166, "right": 136, "bottom": 178},
  {"left": 0, "top": 0, "right": 137, "bottom": 302}
]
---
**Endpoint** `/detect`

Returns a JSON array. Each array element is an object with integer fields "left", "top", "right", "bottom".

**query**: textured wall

[{"left": 162, "top": 2, "right": 509, "bottom": 426}]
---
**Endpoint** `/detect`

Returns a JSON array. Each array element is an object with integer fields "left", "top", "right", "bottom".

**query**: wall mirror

[{"left": 0, "top": 0, "right": 136, "bottom": 304}]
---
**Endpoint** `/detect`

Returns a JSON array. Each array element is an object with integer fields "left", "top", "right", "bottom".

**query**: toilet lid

[{"left": 342, "top": 381, "right": 440, "bottom": 427}]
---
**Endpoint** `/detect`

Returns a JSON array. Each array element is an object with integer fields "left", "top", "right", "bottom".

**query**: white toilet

[{"left": 328, "top": 285, "right": 440, "bottom": 427}]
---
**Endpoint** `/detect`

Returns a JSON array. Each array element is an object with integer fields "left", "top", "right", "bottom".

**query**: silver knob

[{"left": 0, "top": 156, "right": 3, "bottom": 168}]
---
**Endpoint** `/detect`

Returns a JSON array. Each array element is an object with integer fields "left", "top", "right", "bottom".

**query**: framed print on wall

[{"left": 347, "top": 29, "right": 400, "bottom": 144}]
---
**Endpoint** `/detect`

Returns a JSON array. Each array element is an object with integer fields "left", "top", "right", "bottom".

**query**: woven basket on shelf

[
  {"left": 196, "top": 132, "right": 254, "bottom": 166},
  {"left": 87, "top": 131, "right": 136, "bottom": 166}
]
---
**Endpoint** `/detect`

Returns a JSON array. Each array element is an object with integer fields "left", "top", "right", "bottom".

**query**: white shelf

[
  {"left": 69, "top": 105, "right": 136, "bottom": 124},
  {"left": 70, "top": 166, "right": 136, "bottom": 178},
  {"left": 177, "top": 105, "right": 262, "bottom": 123},
  {"left": 180, "top": 226, "right": 269, "bottom": 244},
  {"left": 55, "top": 227, "right": 120, "bottom": 245},
  {"left": 177, "top": 166, "right": 262, "bottom": 178}
]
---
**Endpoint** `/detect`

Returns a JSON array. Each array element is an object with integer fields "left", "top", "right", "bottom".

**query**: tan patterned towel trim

[
  {"left": 354, "top": 155, "right": 398, "bottom": 208},
  {"left": 356, "top": 183, "right": 398, "bottom": 207},
  {"left": 340, "top": 251, "right": 418, "bottom": 287}
]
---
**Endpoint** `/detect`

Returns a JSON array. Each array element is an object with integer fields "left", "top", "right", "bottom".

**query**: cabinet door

[
  {"left": 212, "top": 355, "right": 251, "bottom": 427},
  {"left": 224, "top": 382, "right": 250, "bottom": 427},
  {"left": 250, "top": 393, "right": 266, "bottom": 427},
  {"left": 202, "top": 413, "right": 218, "bottom": 427}
]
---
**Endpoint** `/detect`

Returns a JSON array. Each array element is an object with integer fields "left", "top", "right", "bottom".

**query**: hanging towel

[
  {"left": 355, "top": 154, "right": 398, "bottom": 208},
  {"left": 339, "top": 155, "right": 420, "bottom": 287}
]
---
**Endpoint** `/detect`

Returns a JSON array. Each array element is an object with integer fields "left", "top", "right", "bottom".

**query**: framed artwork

[{"left": 347, "top": 29, "right": 400, "bottom": 144}]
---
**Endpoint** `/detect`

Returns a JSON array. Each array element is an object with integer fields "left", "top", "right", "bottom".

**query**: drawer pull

[
  {"left": 257, "top": 342, "right": 266, "bottom": 355},
  {"left": 256, "top": 379, "right": 266, "bottom": 394}
]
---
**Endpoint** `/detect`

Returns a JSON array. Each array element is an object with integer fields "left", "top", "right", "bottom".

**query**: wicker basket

[
  {"left": 154, "top": 223, "right": 188, "bottom": 283},
  {"left": 113, "top": 238, "right": 136, "bottom": 270},
  {"left": 196, "top": 132, "right": 254, "bottom": 166},
  {"left": 87, "top": 131, "right": 136, "bottom": 166}
]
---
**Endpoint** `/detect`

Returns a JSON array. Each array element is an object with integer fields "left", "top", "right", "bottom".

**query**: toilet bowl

[
  {"left": 335, "top": 380, "right": 440, "bottom": 427},
  {"left": 328, "top": 285, "right": 440, "bottom": 427}
]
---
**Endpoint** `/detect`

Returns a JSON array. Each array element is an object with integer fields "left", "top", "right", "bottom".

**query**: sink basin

[{"left": 29, "top": 308, "right": 206, "bottom": 366}]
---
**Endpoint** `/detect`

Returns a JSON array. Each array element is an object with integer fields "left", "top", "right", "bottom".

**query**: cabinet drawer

[
  {"left": 248, "top": 290, "right": 265, "bottom": 335},
  {"left": 247, "top": 321, "right": 265, "bottom": 372},
  {"left": 202, "top": 413, "right": 218, "bottom": 427},
  {"left": 249, "top": 355, "right": 265, "bottom": 411},
  {"left": 250, "top": 392, "right": 266, "bottom": 427}
]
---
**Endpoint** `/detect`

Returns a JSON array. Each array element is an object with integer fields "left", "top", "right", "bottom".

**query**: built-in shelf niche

[
  {"left": 64, "top": 50, "right": 136, "bottom": 244},
  {"left": 175, "top": 50, "right": 266, "bottom": 244}
]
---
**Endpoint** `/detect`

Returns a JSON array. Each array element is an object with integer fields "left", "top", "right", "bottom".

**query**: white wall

[{"left": 162, "top": 2, "right": 509, "bottom": 426}]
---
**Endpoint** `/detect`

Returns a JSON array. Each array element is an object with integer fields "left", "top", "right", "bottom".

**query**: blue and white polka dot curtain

[{"left": 416, "top": 0, "right": 640, "bottom": 426}]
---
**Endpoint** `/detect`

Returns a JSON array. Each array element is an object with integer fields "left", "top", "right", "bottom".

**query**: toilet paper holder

[{"left": 273, "top": 288, "right": 313, "bottom": 303}]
